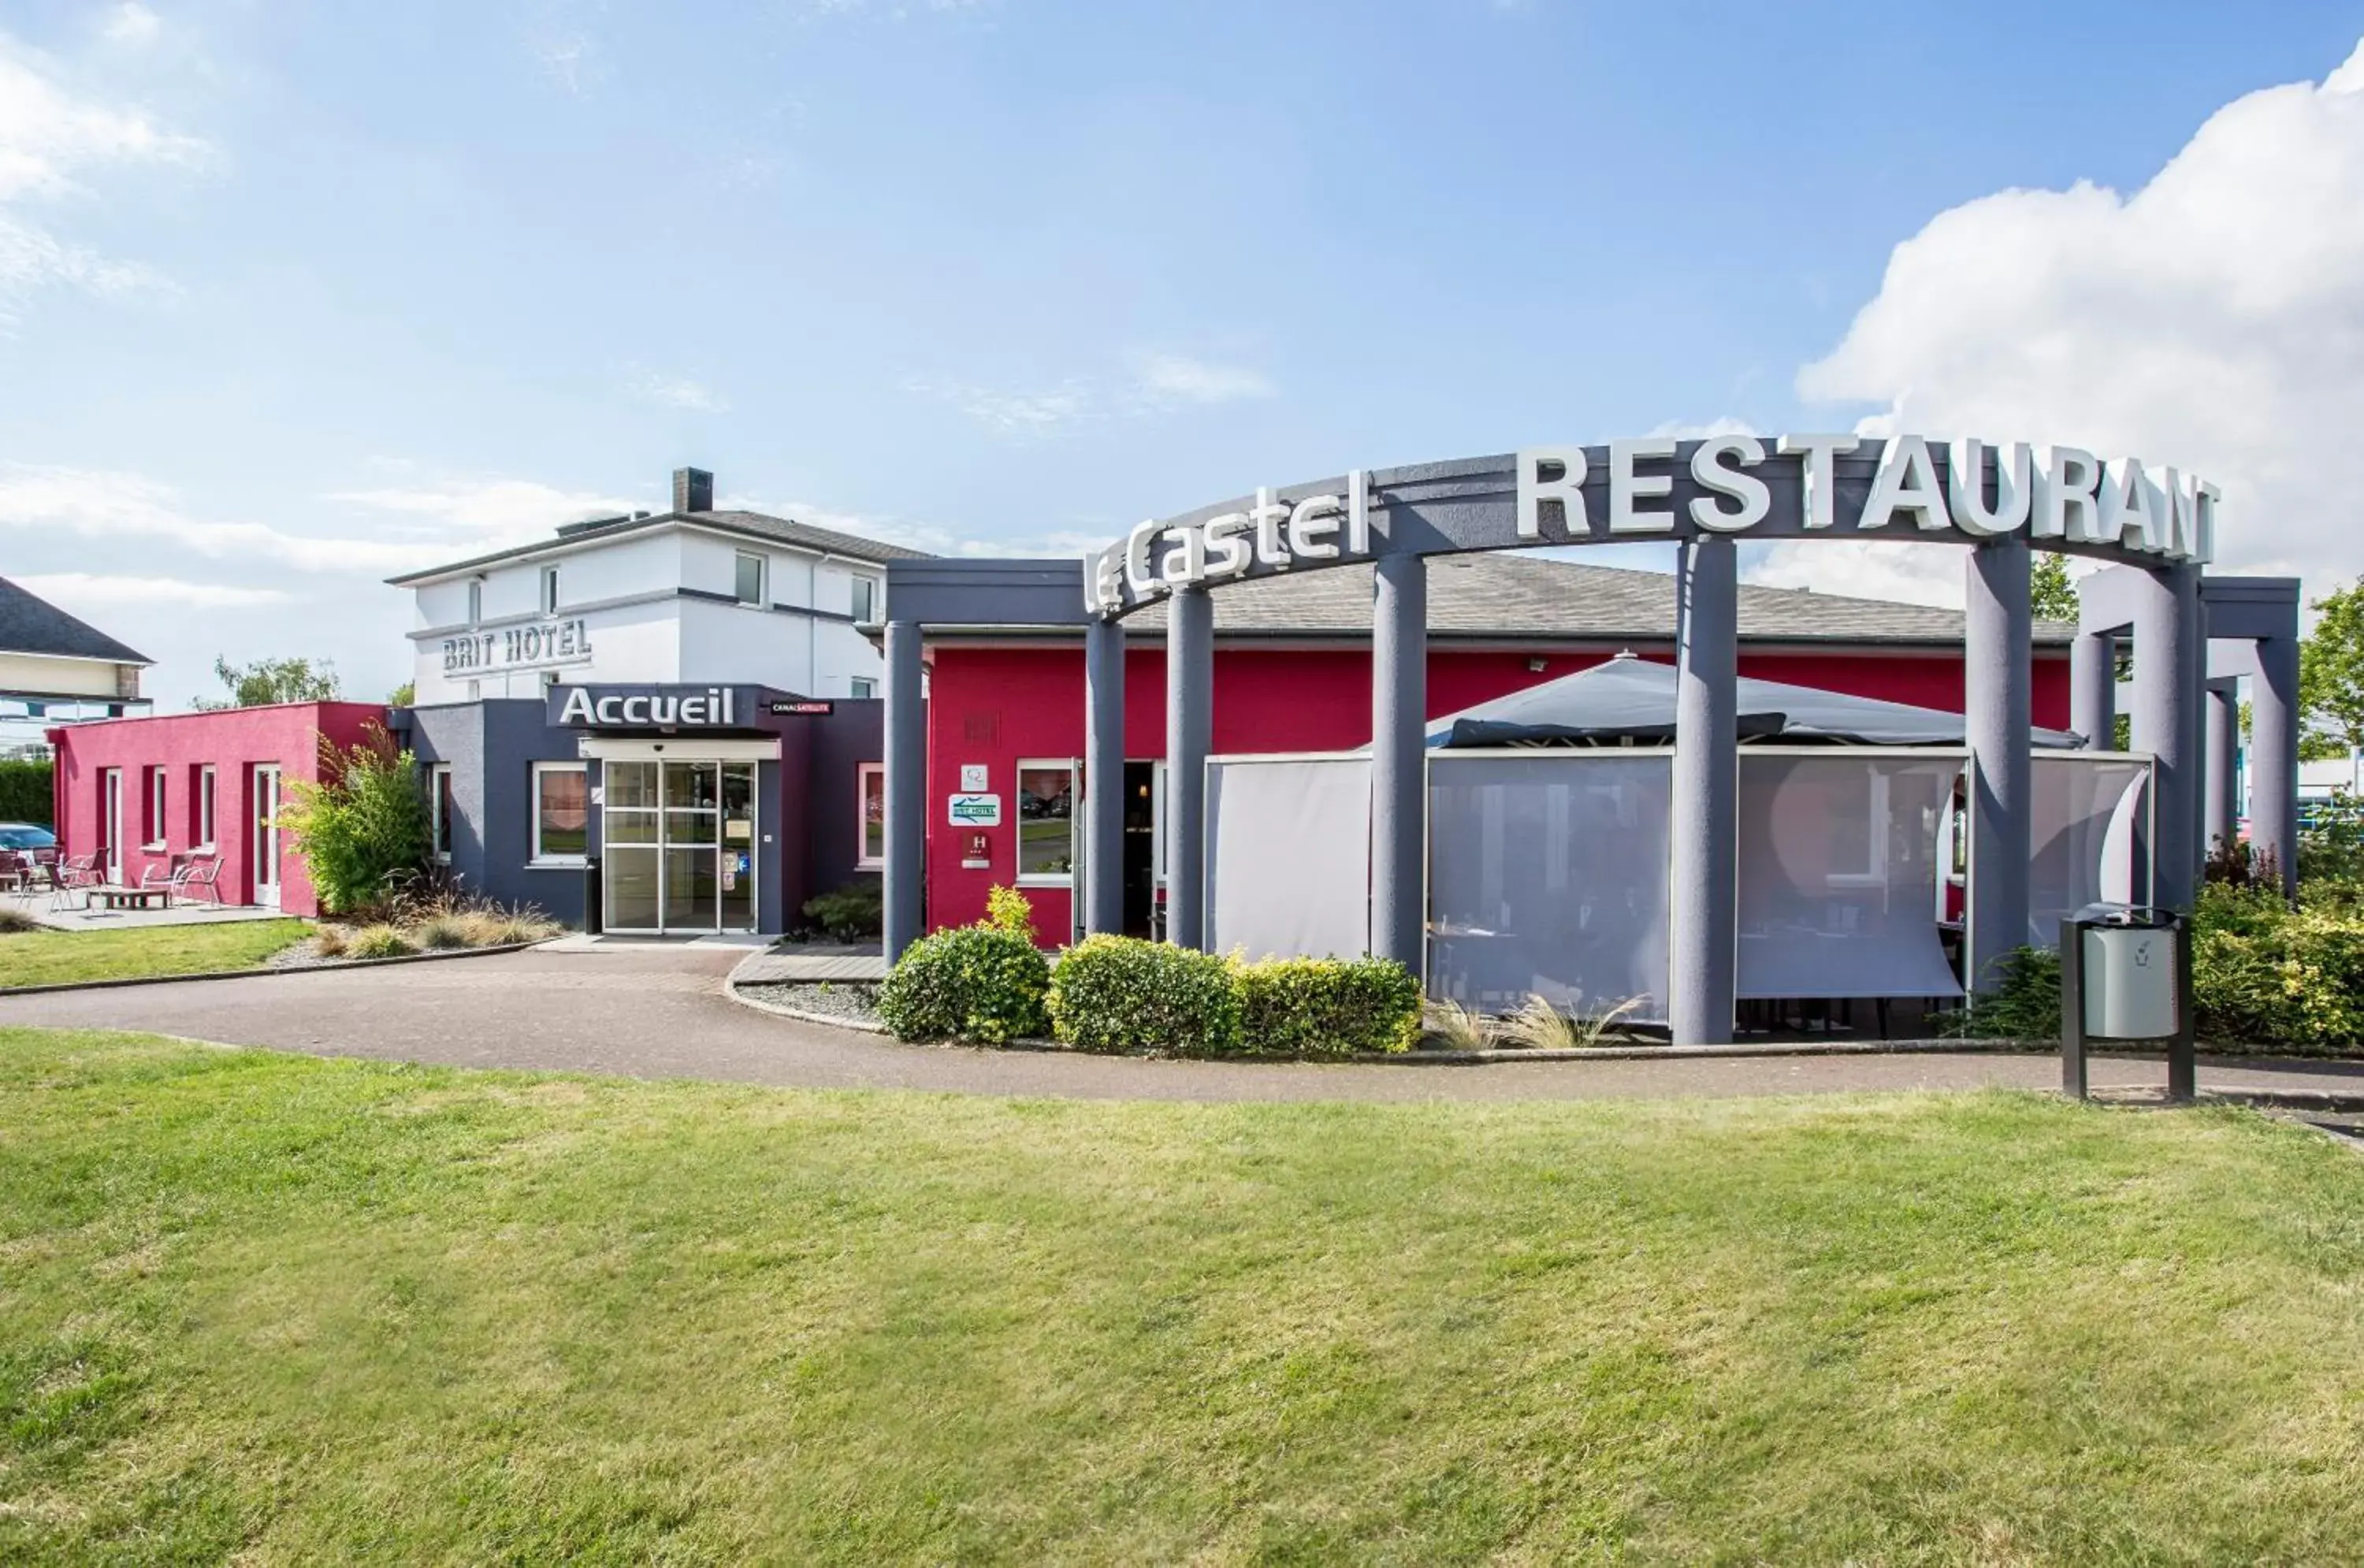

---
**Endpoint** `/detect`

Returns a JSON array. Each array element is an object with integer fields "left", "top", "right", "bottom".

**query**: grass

[
  {"left": 5, "top": 1031, "right": 2364, "bottom": 1562},
  {"left": 0, "top": 920, "right": 311, "bottom": 989}
]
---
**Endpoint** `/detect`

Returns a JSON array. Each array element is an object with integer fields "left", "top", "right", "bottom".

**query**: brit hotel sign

[
  {"left": 1085, "top": 436, "right": 2223, "bottom": 616},
  {"left": 440, "top": 617, "right": 593, "bottom": 675}
]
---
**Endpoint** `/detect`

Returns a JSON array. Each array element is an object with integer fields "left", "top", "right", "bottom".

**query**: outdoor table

[{"left": 92, "top": 886, "right": 172, "bottom": 912}]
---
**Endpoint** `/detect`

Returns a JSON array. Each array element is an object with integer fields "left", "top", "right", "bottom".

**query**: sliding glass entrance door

[{"left": 600, "top": 759, "right": 757, "bottom": 934}]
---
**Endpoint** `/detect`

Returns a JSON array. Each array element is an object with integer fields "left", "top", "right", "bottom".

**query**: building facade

[
  {"left": 391, "top": 467, "right": 917, "bottom": 705},
  {"left": 49, "top": 702, "right": 386, "bottom": 916},
  {"left": 0, "top": 576, "right": 152, "bottom": 759},
  {"left": 912, "top": 554, "right": 2076, "bottom": 942}
]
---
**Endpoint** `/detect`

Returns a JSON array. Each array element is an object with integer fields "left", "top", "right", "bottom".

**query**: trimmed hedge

[
  {"left": 1234, "top": 955, "right": 1422, "bottom": 1058},
  {"left": 0, "top": 758, "right": 52, "bottom": 827},
  {"left": 1047, "top": 935, "right": 1240, "bottom": 1057},
  {"left": 801, "top": 878, "right": 883, "bottom": 941},
  {"left": 875, "top": 888, "right": 1050, "bottom": 1046}
]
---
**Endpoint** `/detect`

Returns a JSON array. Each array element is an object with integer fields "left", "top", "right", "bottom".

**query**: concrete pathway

[
  {"left": 2, "top": 942, "right": 2362, "bottom": 1105},
  {"left": 0, "top": 890, "right": 294, "bottom": 933}
]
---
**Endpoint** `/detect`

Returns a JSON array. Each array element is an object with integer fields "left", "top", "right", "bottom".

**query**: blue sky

[{"left": 5, "top": 1, "right": 2364, "bottom": 712}]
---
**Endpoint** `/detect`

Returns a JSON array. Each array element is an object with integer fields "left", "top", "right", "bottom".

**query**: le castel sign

[{"left": 1085, "top": 436, "right": 2223, "bottom": 619}]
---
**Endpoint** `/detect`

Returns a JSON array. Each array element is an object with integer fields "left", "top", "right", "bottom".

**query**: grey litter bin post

[{"left": 2058, "top": 904, "right": 2195, "bottom": 1102}]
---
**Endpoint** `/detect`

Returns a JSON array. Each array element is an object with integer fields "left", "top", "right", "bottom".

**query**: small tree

[
  {"left": 388, "top": 681, "right": 416, "bottom": 706},
  {"left": 2029, "top": 552, "right": 2079, "bottom": 623},
  {"left": 280, "top": 725, "right": 431, "bottom": 914},
  {"left": 2302, "top": 578, "right": 2364, "bottom": 761},
  {"left": 195, "top": 656, "right": 342, "bottom": 711}
]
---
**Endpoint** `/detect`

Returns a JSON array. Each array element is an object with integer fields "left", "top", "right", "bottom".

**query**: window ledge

[
  {"left": 854, "top": 856, "right": 884, "bottom": 871},
  {"left": 1015, "top": 875, "right": 1074, "bottom": 889},
  {"left": 526, "top": 857, "right": 587, "bottom": 870},
  {"left": 140, "top": 842, "right": 166, "bottom": 852}
]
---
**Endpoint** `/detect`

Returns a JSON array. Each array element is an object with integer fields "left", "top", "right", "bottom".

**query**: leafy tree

[
  {"left": 388, "top": 681, "right": 416, "bottom": 706},
  {"left": 2029, "top": 552, "right": 2080, "bottom": 623},
  {"left": 280, "top": 726, "right": 431, "bottom": 914},
  {"left": 2301, "top": 579, "right": 2364, "bottom": 761},
  {"left": 194, "top": 656, "right": 342, "bottom": 710}
]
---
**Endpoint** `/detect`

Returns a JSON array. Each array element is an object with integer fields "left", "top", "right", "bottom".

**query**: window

[
  {"left": 734, "top": 551, "right": 766, "bottom": 606},
  {"left": 849, "top": 576, "right": 878, "bottom": 623},
  {"left": 849, "top": 678, "right": 876, "bottom": 700},
  {"left": 195, "top": 765, "right": 215, "bottom": 849},
  {"left": 466, "top": 577, "right": 484, "bottom": 624},
  {"left": 143, "top": 766, "right": 167, "bottom": 848},
  {"left": 857, "top": 763, "right": 886, "bottom": 868},
  {"left": 430, "top": 764, "right": 454, "bottom": 861},
  {"left": 541, "top": 564, "right": 561, "bottom": 615},
  {"left": 1015, "top": 760, "right": 1076, "bottom": 884},
  {"left": 532, "top": 762, "right": 589, "bottom": 863}
]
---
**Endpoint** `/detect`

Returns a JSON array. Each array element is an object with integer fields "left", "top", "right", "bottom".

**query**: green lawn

[
  {"left": 0, "top": 920, "right": 311, "bottom": 989},
  {"left": 6, "top": 1031, "right": 2364, "bottom": 1563}
]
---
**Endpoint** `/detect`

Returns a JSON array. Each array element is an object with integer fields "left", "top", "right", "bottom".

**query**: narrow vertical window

[
  {"left": 430, "top": 764, "right": 454, "bottom": 861},
  {"left": 849, "top": 577, "right": 877, "bottom": 622},
  {"left": 541, "top": 564, "right": 561, "bottom": 615},
  {"left": 734, "top": 551, "right": 765, "bottom": 606},
  {"left": 857, "top": 763, "right": 886, "bottom": 868},
  {"left": 196, "top": 765, "right": 215, "bottom": 849},
  {"left": 145, "top": 767, "right": 167, "bottom": 847},
  {"left": 467, "top": 577, "right": 484, "bottom": 624},
  {"left": 1015, "top": 760, "right": 1077, "bottom": 885}
]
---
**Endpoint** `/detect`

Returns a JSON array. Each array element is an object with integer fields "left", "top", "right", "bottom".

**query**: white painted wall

[{"left": 406, "top": 523, "right": 889, "bottom": 702}]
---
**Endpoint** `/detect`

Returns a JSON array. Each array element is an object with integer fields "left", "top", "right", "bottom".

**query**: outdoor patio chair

[
  {"left": 49, "top": 854, "right": 99, "bottom": 912},
  {"left": 170, "top": 855, "right": 226, "bottom": 907}
]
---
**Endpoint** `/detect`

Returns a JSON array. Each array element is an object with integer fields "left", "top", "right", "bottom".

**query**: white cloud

[
  {"left": 1790, "top": 35, "right": 2364, "bottom": 596},
  {"left": 634, "top": 374, "right": 730, "bottom": 413},
  {"left": 13, "top": 572, "right": 290, "bottom": 611},
  {"left": 102, "top": 5, "right": 161, "bottom": 46},
  {"left": 0, "top": 30, "right": 208, "bottom": 318},
  {"left": 904, "top": 373, "right": 1095, "bottom": 437},
  {"left": 326, "top": 477, "right": 639, "bottom": 544},
  {"left": 1646, "top": 416, "right": 1760, "bottom": 441},
  {"left": 1135, "top": 353, "right": 1277, "bottom": 406}
]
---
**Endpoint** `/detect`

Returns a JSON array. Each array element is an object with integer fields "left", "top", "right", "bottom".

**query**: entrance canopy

[{"left": 1418, "top": 656, "right": 2084, "bottom": 750}]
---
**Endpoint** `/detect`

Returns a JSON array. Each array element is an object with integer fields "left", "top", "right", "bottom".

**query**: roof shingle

[{"left": 0, "top": 577, "right": 147, "bottom": 664}]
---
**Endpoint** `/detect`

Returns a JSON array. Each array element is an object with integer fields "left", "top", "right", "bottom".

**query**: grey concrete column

[
  {"left": 2251, "top": 634, "right": 2301, "bottom": 900},
  {"left": 2072, "top": 631, "right": 2117, "bottom": 751},
  {"left": 2203, "top": 677, "right": 2239, "bottom": 864},
  {"left": 1082, "top": 616, "right": 1126, "bottom": 935},
  {"left": 1669, "top": 535, "right": 1738, "bottom": 1046},
  {"left": 1164, "top": 587, "right": 1214, "bottom": 949},
  {"left": 883, "top": 618, "right": 926, "bottom": 960},
  {"left": 2132, "top": 562, "right": 2204, "bottom": 909},
  {"left": 1371, "top": 554, "right": 1427, "bottom": 970},
  {"left": 1965, "top": 536, "right": 2034, "bottom": 990}
]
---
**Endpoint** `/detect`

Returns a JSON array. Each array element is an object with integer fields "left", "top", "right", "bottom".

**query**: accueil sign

[
  {"left": 1089, "top": 436, "right": 2221, "bottom": 617},
  {"left": 556, "top": 686, "right": 739, "bottom": 727}
]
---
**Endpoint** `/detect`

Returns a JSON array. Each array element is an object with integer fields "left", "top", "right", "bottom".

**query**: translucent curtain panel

[
  {"left": 2029, "top": 756, "right": 2152, "bottom": 947},
  {"left": 1204, "top": 756, "right": 1373, "bottom": 961},
  {"left": 1425, "top": 753, "right": 1672, "bottom": 1024},
  {"left": 1735, "top": 752, "right": 1964, "bottom": 1000}
]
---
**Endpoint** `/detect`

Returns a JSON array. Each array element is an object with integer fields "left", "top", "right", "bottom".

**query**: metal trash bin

[{"left": 2059, "top": 903, "right": 2193, "bottom": 1101}]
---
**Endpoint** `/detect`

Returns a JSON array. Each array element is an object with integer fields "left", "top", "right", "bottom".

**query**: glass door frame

[
  {"left": 252, "top": 764, "right": 281, "bottom": 908},
  {"left": 598, "top": 754, "right": 762, "bottom": 936}
]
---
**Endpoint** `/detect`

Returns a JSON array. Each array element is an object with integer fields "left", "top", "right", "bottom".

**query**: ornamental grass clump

[
  {"left": 875, "top": 886, "right": 1050, "bottom": 1046},
  {"left": 345, "top": 924, "right": 417, "bottom": 960},
  {"left": 1232, "top": 955, "right": 1422, "bottom": 1057},
  {"left": 1046, "top": 935, "right": 1240, "bottom": 1057}
]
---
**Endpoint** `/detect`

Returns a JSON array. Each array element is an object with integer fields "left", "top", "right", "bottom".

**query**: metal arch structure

[{"left": 881, "top": 436, "right": 2273, "bottom": 1047}]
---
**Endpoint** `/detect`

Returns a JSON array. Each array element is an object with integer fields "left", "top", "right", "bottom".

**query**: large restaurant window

[
  {"left": 1016, "top": 760, "right": 1076, "bottom": 885},
  {"left": 429, "top": 764, "right": 454, "bottom": 861},
  {"left": 531, "top": 762, "right": 588, "bottom": 863},
  {"left": 857, "top": 763, "right": 885, "bottom": 868}
]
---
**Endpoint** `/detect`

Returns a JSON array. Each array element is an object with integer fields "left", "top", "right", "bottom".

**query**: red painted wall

[
  {"left": 926, "top": 642, "right": 2071, "bottom": 937},
  {"left": 50, "top": 702, "right": 386, "bottom": 916}
]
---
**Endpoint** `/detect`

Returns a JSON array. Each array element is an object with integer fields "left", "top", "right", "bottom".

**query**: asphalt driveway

[{"left": 4, "top": 942, "right": 2362, "bottom": 1105}]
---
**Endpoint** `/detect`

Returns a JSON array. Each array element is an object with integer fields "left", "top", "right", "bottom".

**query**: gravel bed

[
  {"left": 268, "top": 938, "right": 342, "bottom": 970},
  {"left": 742, "top": 980, "right": 883, "bottom": 1026}
]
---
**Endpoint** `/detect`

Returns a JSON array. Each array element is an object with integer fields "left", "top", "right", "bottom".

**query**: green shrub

[
  {"left": 1046, "top": 934, "right": 1239, "bottom": 1057},
  {"left": 986, "top": 884, "right": 1034, "bottom": 937},
  {"left": 2191, "top": 882, "right": 2364, "bottom": 1049},
  {"left": 801, "top": 879, "right": 883, "bottom": 942},
  {"left": 876, "top": 887, "right": 1050, "bottom": 1045},
  {"left": 281, "top": 726, "right": 431, "bottom": 915},
  {"left": 1951, "top": 946, "right": 2064, "bottom": 1041},
  {"left": 346, "top": 924, "right": 417, "bottom": 960},
  {"left": 0, "top": 758, "right": 52, "bottom": 826},
  {"left": 1232, "top": 955, "right": 1422, "bottom": 1057}
]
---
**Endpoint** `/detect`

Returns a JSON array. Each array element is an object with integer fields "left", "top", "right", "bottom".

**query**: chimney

[{"left": 673, "top": 466, "right": 715, "bottom": 515}]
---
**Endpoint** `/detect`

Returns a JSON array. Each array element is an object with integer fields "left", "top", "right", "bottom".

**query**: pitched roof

[
  {"left": 385, "top": 507, "right": 931, "bottom": 585},
  {"left": 1102, "top": 553, "right": 2073, "bottom": 646},
  {"left": 0, "top": 577, "right": 148, "bottom": 664}
]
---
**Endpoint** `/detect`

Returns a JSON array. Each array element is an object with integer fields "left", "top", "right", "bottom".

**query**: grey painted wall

[{"left": 400, "top": 699, "right": 588, "bottom": 925}]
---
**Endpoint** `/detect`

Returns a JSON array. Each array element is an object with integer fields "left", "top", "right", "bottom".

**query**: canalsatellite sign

[{"left": 1084, "top": 436, "right": 2222, "bottom": 618}]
